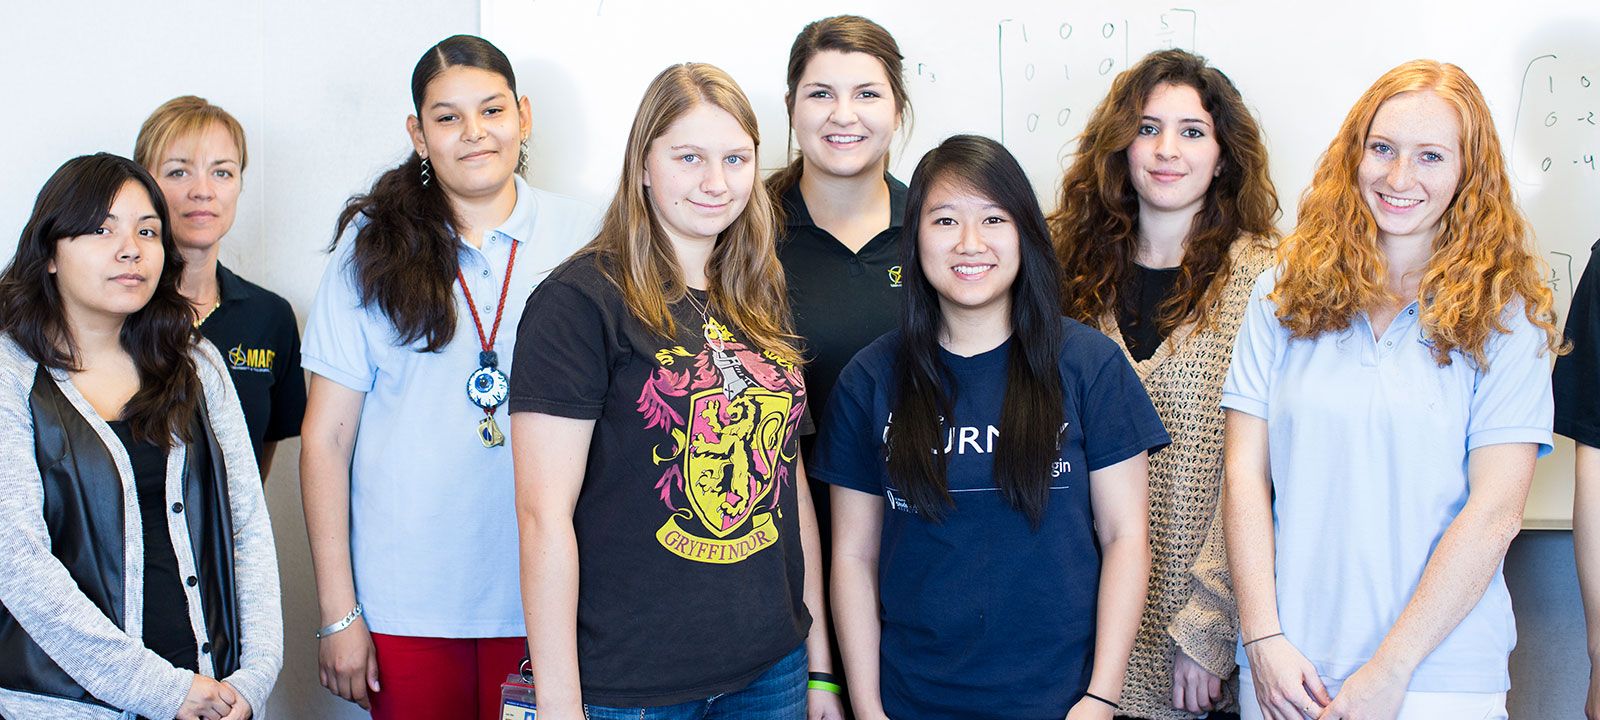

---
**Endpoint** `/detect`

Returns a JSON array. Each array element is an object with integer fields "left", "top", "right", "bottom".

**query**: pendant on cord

[{"left": 468, "top": 350, "right": 509, "bottom": 447}]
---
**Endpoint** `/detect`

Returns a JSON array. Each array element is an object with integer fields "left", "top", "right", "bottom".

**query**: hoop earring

[
  {"left": 517, "top": 140, "right": 529, "bottom": 175},
  {"left": 420, "top": 157, "right": 432, "bottom": 187}
]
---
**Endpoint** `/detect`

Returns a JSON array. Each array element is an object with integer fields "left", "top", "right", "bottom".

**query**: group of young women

[{"left": 0, "top": 12, "right": 1572, "bottom": 720}]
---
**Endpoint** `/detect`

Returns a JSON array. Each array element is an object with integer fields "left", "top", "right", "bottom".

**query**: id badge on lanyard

[{"left": 501, "top": 658, "right": 537, "bottom": 718}]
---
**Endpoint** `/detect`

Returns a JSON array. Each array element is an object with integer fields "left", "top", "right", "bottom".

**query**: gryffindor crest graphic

[{"left": 637, "top": 316, "right": 805, "bottom": 564}]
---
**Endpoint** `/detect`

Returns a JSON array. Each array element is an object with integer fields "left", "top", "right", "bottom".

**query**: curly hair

[
  {"left": 1274, "top": 59, "right": 1561, "bottom": 367},
  {"left": 1049, "top": 48, "right": 1279, "bottom": 335},
  {"left": 576, "top": 63, "right": 802, "bottom": 364}
]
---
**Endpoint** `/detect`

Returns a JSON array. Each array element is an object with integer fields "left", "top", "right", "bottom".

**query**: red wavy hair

[{"left": 1274, "top": 59, "right": 1560, "bottom": 367}]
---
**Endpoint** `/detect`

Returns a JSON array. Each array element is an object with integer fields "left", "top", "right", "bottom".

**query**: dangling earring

[
  {"left": 517, "top": 139, "right": 529, "bottom": 175},
  {"left": 420, "top": 157, "right": 432, "bottom": 187}
]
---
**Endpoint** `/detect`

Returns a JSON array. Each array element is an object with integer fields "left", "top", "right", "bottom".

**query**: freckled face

[
  {"left": 1357, "top": 91, "right": 1462, "bottom": 246},
  {"left": 643, "top": 103, "right": 757, "bottom": 247},
  {"left": 917, "top": 177, "right": 1020, "bottom": 326}
]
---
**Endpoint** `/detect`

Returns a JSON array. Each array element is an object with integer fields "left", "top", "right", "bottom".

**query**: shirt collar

[
  {"left": 486, "top": 174, "right": 539, "bottom": 246},
  {"left": 215, "top": 263, "right": 249, "bottom": 304},
  {"left": 781, "top": 172, "right": 908, "bottom": 230}
]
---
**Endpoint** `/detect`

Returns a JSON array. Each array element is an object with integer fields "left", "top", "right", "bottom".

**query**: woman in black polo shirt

[{"left": 135, "top": 96, "right": 307, "bottom": 475}]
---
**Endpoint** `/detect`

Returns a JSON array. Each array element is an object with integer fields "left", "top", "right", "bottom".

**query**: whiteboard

[{"left": 483, "top": 0, "right": 1600, "bottom": 524}]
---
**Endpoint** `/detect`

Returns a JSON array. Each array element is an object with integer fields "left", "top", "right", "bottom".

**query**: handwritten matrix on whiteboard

[
  {"left": 1512, "top": 53, "right": 1600, "bottom": 301},
  {"left": 996, "top": 9, "right": 1198, "bottom": 174}
]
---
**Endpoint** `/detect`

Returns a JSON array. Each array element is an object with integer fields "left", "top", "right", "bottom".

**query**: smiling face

[
  {"left": 1358, "top": 90, "right": 1462, "bottom": 247},
  {"left": 1125, "top": 82, "right": 1223, "bottom": 221},
  {"left": 917, "top": 176, "right": 1020, "bottom": 328},
  {"left": 643, "top": 102, "right": 757, "bottom": 248},
  {"left": 791, "top": 50, "right": 901, "bottom": 182},
  {"left": 152, "top": 122, "right": 241, "bottom": 254},
  {"left": 50, "top": 180, "right": 165, "bottom": 328},
  {"left": 408, "top": 65, "right": 531, "bottom": 202}
]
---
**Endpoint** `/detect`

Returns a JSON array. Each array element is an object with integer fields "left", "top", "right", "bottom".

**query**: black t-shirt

[
  {"left": 1117, "top": 264, "right": 1183, "bottom": 363},
  {"left": 107, "top": 420, "right": 199, "bottom": 672},
  {"left": 1556, "top": 240, "right": 1600, "bottom": 447},
  {"left": 508, "top": 257, "right": 811, "bottom": 707},
  {"left": 198, "top": 264, "right": 306, "bottom": 466}
]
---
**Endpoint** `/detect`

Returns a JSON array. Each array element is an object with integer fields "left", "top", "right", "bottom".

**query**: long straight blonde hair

[{"left": 577, "top": 63, "right": 802, "bottom": 364}]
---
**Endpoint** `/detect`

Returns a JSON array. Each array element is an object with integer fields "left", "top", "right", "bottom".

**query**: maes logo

[
  {"left": 228, "top": 344, "right": 276, "bottom": 373},
  {"left": 887, "top": 265, "right": 903, "bottom": 288}
]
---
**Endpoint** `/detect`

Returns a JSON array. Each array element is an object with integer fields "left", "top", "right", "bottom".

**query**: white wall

[{"left": 4, "top": 1, "right": 477, "bottom": 717}]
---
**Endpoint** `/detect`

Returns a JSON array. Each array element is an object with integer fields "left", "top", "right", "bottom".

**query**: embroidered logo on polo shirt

[
  {"left": 888, "top": 265, "right": 903, "bottom": 287},
  {"left": 228, "top": 344, "right": 276, "bottom": 374}
]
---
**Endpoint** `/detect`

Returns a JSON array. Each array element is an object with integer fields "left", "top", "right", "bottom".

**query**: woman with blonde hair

[
  {"left": 1223, "top": 60, "right": 1560, "bottom": 720},
  {"left": 511, "top": 63, "right": 843, "bottom": 720},
  {"left": 135, "top": 96, "right": 305, "bottom": 476},
  {"left": 1049, "top": 48, "right": 1279, "bottom": 720}
]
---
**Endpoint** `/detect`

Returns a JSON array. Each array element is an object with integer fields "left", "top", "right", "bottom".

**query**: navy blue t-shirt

[{"left": 810, "top": 319, "right": 1168, "bottom": 720}]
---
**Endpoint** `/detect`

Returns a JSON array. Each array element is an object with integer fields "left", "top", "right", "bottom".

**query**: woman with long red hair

[{"left": 1223, "top": 60, "right": 1560, "bottom": 720}]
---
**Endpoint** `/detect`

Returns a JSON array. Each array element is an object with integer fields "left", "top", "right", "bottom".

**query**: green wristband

[{"left": 807, "top": 679, "right": 843, "bottom": 695}]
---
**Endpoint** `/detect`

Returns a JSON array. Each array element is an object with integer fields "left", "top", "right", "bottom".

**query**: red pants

[{"left": 368, "top": 633, "right": 526, "bottom": 720}]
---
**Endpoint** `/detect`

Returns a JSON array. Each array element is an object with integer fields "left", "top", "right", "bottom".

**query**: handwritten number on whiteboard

[
  {"left": 1542, "top": 157, "right": 1553, "bottom": 172},
  {"left": 1546, "top": 112, "right": 1558, "bottom": 127}
]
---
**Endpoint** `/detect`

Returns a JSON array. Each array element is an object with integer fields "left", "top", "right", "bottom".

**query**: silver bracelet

[{"left": 316, "top": 602, "right": 364, "bottom": 638}]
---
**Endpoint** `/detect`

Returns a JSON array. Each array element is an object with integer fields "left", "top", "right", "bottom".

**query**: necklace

[
  {"left": 193, "top": 300, "right": 221, "bottom": 328},
  {"left": 682, "top": 288, "right": 751, "bottom": 399},
  {"left": 681, "top": 288, "right": 724, "bottom": 351},
  {"left": 456, "top": 239, "right": 519, "bottom": 447}
]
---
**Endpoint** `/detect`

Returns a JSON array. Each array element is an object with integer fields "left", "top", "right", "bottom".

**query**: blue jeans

[{"left": 583, "top": 643, "right": 807, "bottom": 720}]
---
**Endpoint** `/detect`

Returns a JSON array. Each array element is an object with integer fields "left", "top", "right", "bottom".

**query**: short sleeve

[
  {"left": 808, "top": 357, "right": 885, "bottom": 497},
  {"left": 1081, "top": 343, "right": 1171, "bottom": 471},
  {"left": 264, "top": 299, "right": 307, "bottom": 443},
  {"left": 1220, "top": 269, "right": 1283, "bottom": 420},
  {"left": 1555, "top": 242, "right": 1600, "bottom": 448},
  {"left": 1467, "top": 307, "right": 1555, "bottom": 457},
  {"left": 508, "top": 274, "right": 613, "bottom": 418},
  {"left": 301, "top": 240, "right": 381, "bottom": 392}
]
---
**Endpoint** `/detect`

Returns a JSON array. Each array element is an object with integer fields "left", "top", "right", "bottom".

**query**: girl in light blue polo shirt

[
  {"left": 299, "top": 35, "right": 599, "bottom": 720},
  {"left": 1222, "top": 60, "right": 1563, "bottom": 720}
]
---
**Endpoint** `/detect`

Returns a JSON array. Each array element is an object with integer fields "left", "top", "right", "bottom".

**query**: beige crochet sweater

[{"left": 1104, "top": 240, "right": 1273, "bottom": 720}]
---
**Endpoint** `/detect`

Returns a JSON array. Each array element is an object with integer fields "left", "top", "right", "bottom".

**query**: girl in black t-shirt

[{"left": 510, "top": 64, "right": 843, "bottom": 720}]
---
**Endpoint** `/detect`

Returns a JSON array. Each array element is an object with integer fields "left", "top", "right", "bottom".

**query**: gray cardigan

[{"left": 0, "top": 336, "right": 283, "bottom": 719}]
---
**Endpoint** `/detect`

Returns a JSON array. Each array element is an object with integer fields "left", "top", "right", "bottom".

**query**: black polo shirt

[
  {"left": 200, "top": 264, "right": 307, "bottom": 466},
  {"left": 1555, "top": 240, "right": 1600, "bottom": 448},
  {"left": 777, "top": 174, "right": 909, "bottom": 427}
]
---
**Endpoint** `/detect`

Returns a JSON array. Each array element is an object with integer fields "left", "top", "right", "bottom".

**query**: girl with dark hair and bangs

[
  {"left": 0, "top": 153, "right": 281, "bottom": 720},
  {"left": 511, "top": 62, "right": 843, "bottom": 720},
  {"left": 812, "top": 134, "right": 1167, "bottom": 720},
  {"left": 299, "top": 34, "right": 599, "bottom": 719},
  {"left": 1049, "top": 49, "right": 1279, "bottom": 720}
]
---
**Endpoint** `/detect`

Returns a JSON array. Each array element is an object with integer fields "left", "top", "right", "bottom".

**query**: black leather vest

[{"left": 0, "top": 367, "right": 241, "bottom": 707}]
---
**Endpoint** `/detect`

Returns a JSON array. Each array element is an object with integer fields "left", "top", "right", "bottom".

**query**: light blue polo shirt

[
  {"left": 303, "top": 176, "right": 599, "bottom": 637},
  {"left": 1223, "top": 269, "right": 1553, "bottom": 694}
]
